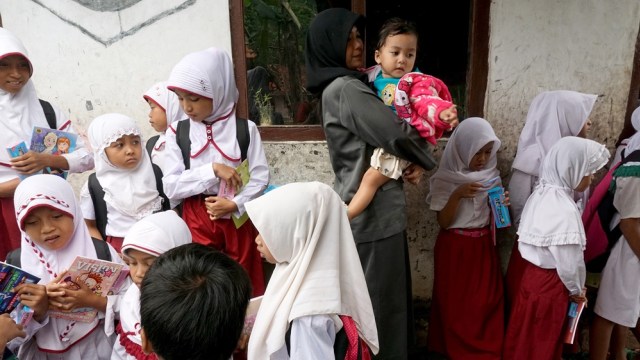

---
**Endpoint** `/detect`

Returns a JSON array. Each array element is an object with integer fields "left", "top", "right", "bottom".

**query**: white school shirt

[
  {"left": 0, "top": 103, "right": 93, "bottom": 183},
  {"left": 148, "top": 134, "right": 180, "bottom": 209},
  {"left": 162, "top": 119, "right": 269, "bottom": 216},
  {"left": 270, "top": 315, "right": 337, "bottom": 360},
  {"left": 429, "top": 178, "right": 497, "bottom": 229},
  {"left": 79, "top": 181, "right": 138, "bottom": 238}
]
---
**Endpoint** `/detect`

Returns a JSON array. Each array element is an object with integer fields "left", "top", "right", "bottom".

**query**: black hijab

[{"left": 304, "top": 8, "right": 368, "bottom": 95}]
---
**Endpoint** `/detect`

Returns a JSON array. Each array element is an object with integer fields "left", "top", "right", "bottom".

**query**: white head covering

[
  {"left": 143, "top": 81, "right": 186, "bottom": 127},
  {"left": 631, "top": 106, "right": 640, "bottom": 132},
  {"left": 167, "top": 47, "right": 241, "bottom": 161},
  {"left": 427, "top": 117, "right": 501, "bottom": 205},
  {"left": 625, "top": 131, "right": 640, "bottom": 156},
  {"left": 512, "top": 90, "right": 597, "bottom": 176},
  {"left": 245, "top": 182, "right": 379, "bottom": 358},
  {"left": 88, "top": 113, "right": 162, "bottom": 219},
  {"left": 117, "top": 211, "right": 192, "bottom": 354},
  {"left": 13, "top": 174, "right": 100, "bottom": 351},
  {"left": 518, "top": 137, "right": 609, "bottom": 248},
  {"left": 0, "top": 28, "right": 49, "bottom": 165}
]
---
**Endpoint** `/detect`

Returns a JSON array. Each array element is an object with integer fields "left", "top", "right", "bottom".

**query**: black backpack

[
  {"left": 39, "top": 99, "right": 57, "bottom": 129},
  {"left": 5, "top": 237, "right": 112, "bottom": 267},
  {"left": 87, "top": 163, "right": 170, "bottom": 241}
]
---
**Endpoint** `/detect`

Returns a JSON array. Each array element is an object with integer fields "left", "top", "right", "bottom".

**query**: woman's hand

[
  {"left": 205, "top": 196, "right": 238, "bottom": 220},
  {"left": 14, "top": 283, "right": 49, "bottom": 322},
  {"left": 402, "top": 164, "right": 424, "bottom": 185},
  {"left": 213, "top": 163, "right": 242, "bottom": 193}
]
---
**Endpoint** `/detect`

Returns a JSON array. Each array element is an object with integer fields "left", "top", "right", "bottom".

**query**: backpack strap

[
  {"left": 5, "top": 237, "right": 111, "bottom": 268},
  {"left": 175, "top": 117, "right": 250, "bottom": 170},
  {"left": 88, "top": 173, "right": 109, "bottom": 241},
  {"left": 152, "top": 163, "right": 171, "bottom": 211},
  {"left": 39, "top": 99, "right": 57, "bottom": 129},
  {"left": 146, "top": 135, "right": 161, "bottom": 159}
]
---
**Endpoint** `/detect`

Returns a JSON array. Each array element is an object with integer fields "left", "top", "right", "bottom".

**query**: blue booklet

[
  {"left": 29, "top": 126, "right": 78, "bottom": 179},
  {"left": 0, "top": 262, "right": 40, "bottom": 314}
]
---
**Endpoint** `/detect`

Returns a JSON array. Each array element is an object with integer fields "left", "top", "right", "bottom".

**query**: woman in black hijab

[{"left": 305, "top": 8, "right": 436, "bottom": 359}]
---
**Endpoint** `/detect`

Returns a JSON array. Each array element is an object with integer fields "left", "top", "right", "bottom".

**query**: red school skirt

[
  {"left": 427, "top": 227, "right": 504, "bottom": 360},
  {"left": 0, "top": 197, "right": 21, "bottom": 261},
  {"left": 181, "top": 195, "right": 265, "bottom": 297},
  {"left": 503, "top": 261, "right": 569, "bottom": 360}
]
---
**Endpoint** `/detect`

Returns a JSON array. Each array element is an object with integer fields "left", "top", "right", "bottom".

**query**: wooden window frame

[{"left": 229, "top": 0, "right": 490, "bottom": 141}]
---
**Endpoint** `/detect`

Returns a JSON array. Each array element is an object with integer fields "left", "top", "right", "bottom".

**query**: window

[{"left": 229, "top": 0, "right": 489, "bottom": 141}]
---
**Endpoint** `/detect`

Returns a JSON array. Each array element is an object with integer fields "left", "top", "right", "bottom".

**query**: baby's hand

[
  {"left": 439, "top": 106, "right": 459, "bottom": 129},
  {"left": 213, "top": 163, "right": 242, "bottom": 193},
  {"left": 14, "top": 283, "right": 49, "bottom": 322},
  {"left": 454, "top": 182, "right": 484, "bottom": 199}
]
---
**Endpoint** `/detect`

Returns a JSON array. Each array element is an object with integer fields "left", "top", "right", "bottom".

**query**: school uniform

[
  {"left": 506, "top": 90, "right": 597, "bottom": 311},
  {"left": 164, "top": 48, "right": 269, "bottom": 296},
  {"left": 426, "top": 117, "right": 504, "bottom": 360},
  {"left": 8, "top": 175, "right": 125, "bottom": 360},
  {"left": 111, "top": 211, "right": 191, "bottom": 360},
  {"left": 79, "top": 114, "right": 165, "bottom": 252},
  {"left": 245, "top": 182, "right": 379, "bottom": 360},
  {"left": 594, "top": 167, "right": 640, "bottom": 327},
  {"left": 0, "top": 28, "right": 93, "bottom": 260},
  {"left": 503, "top": 137, "right": 609, "bottom": 360}
]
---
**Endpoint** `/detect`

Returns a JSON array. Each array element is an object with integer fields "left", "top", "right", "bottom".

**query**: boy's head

[
  {"left": 0, "top": 28, "right": 33, "bottom": 94},
  {"left": 88, "top": 113, "right": 144, "bottom": 170},
  {"left": 121, "top": 211, "right": 192, "bottom": 288},
  {"left": 167, "top": 48, "right": 237, "bottom": 123},
  {"left": 374, "top": 17, "right": 418, "bottom": 79},
  {"left": 140, "top": 243, "right": 251, "bottom": 360}
]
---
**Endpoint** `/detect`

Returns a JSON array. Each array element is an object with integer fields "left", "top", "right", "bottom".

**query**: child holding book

[
  {"left": 0, "top": 28, "right": 93, "bottom": 260},
  {"left": 502, "top": 137, "right": 609, "bottom": 360},
  {"left": 111, "top": 211, "right": 191, "bottom": 360},
  {"left": 426, "top": 117, "right": 506, "bottom": 359},
  {"left": 142, "top": 81, "right": 186, "bottom": 176},
  {"left": 79, "top": 113, "right": 169, "bottom": 252},
  {"left": 1, "top": 314, "right": 25, "bottom": 360},
  {"left": 245, "top": 182, "right": 379, "bottom": 360},
  {"left": 139, "top": 243, "right": 252, "bottom": 360},
  {"left": 348, "top": 17, "right": 458, "bottom": 220},
  {"left": 163, "top": 47, "right": 269, "bottom": 296},
  {"left": 8, "top": 174, "right": 124, "bottom": 359}
]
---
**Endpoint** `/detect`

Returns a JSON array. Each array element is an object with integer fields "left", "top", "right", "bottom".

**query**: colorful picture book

[
  {"left": 49, "top": 256, "right": 129, "bottom": 323},
  {"left": 5, "top": 142, "right": 30, "bottom": 180},
  {"left": 0, "top": 261, "right": 41, "bottom": 314},
  {"left": 217, "top": 159, "right": 251, "bottom": 228},
  {"left": 242, "top": 295, "right": 263, "bottom": 337},
  {"left": 29, "top": 126, "right": 78, "bottom": 179},
  {"left": 564, "top": 300, "right": 586, "bottom": 344}
]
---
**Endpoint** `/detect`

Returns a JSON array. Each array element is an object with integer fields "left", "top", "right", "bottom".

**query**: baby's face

[{"left": 375, "top": 33, "right": 418, "bottom": 79}]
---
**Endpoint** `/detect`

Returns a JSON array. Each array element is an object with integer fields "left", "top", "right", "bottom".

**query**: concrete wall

[{"left": 2, "top": 0, "right": 640, "bottom": 306}]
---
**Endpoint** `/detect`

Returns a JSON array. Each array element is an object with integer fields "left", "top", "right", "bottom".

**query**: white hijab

[
  {"left": 245, "top": 182, "right": 379, "bottom": 359},
  {"left": 167, "top": 47, "right": 242, "bottom": 161},
  {"left": 143, "top": 81, "right": 185, "bottom": 128},
  {"left": 625, "top": 130, "right": 640, "bottom": 156},
  {"left": 427, "top": 117, "right": 501, "bottom": 205},
  {"left": 0, "top": 27, "right": 49, "bottom": 165},
  {"left": 14, "top": 174, "right": 100, "bottom": 351},
  {"left": 88, "top": 113, "right": 162, "bottom": 219},
  {"left": 512, "top": 90, "right": 597, "bottom": 176},
  {"left": 118, "top": 211, "right": 192, "bottom": 351},
  {"left": 518, "top": 137, "right": 609, "bottom": 248}
]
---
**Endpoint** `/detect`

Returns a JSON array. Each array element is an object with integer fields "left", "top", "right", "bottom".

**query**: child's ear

[
  {"left": 140, "top": 328, "right": 154, "bottom": 355},
  {"left": 374, "top": 50, "right": 381, "bottom": 64}
]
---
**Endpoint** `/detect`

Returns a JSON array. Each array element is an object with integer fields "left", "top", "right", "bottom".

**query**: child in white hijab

[
  {"left": 505, "top": 89, "right": 597, "bottom": 312},
  {"left": 163, "top": 47, "right": 269, "bottom": 296},
  {"left": 611, "top": 105, "right": 640, "bottom": 167},
  {"left": 245, "top": 182, "right": 379, "bottom": 360},
  {"left": 426, "top": 117, "right": 505, "bottom": 359},
  {"left": 79, "top": 113, "right": 167, "bottom": 252},
  {"left": 0, "top": 28, "right": 93, "bottom": 260},
  {"left": 142, "top": 81, "right": 186, "bottom": 177},
  {"left": 111, "top": 211, "right": 192, "bottom": 360},
  {"left": 8, "top": 174, "right": 123, "bottom": 359},
  {"left": 503, "top": 137, "right": 609, "bottom": 360}
]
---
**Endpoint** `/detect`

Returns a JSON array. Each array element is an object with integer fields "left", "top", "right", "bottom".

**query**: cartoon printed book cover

[
  {"left": 5, "top": 142, "right": 30, "bottom": 180},
  {"left": 29, "top": 126, "right": 78, "bottom": 178},
  {"left": 49, "top": 256, "right": 129, "bottom": 323},
  {"left": 0, "top": 262, "right": 41, "bottom": 314}
]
